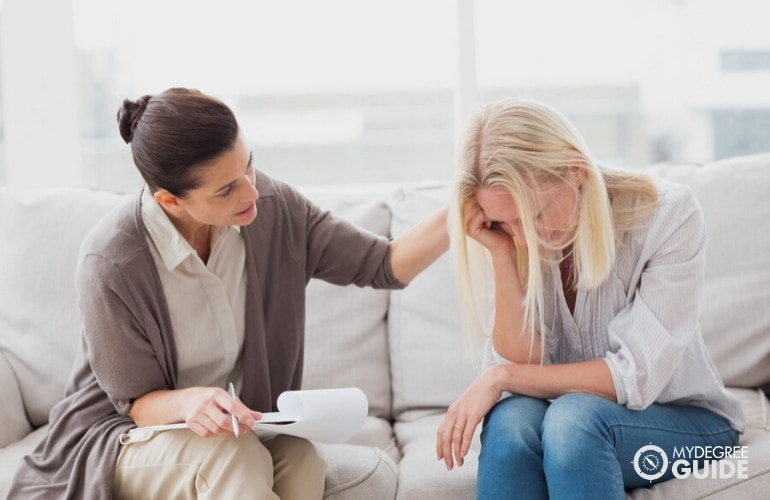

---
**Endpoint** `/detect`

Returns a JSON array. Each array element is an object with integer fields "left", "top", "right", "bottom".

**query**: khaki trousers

[{"left": 113, "top": 429, "right": 325, "bottom": 499}]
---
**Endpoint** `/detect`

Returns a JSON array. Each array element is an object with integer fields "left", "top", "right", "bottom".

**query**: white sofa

[{"left": 1, "top": 153, "right": 769, "bottom": 499}]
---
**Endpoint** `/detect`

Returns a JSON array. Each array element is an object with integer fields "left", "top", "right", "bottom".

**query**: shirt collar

[
  {"left": 141, "top": 187, "right": 197, "bottom": 271},
  {"left": 140, "top": 187, "right": 241, "bottom": 271}
]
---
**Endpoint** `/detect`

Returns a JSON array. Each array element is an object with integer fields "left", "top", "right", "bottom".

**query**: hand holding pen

[
  {"left": 228, "top": 381, "right": 240, "bottom": 438},
  {"left": 128, "top": 384, "right": 261, "bottom": 438}
]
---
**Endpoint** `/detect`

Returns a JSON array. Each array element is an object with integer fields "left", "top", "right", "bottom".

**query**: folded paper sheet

[
  {"left": 120, "top": 387, "right": 368, "bottom": 445},
  {"left": 252, "top": 387, "right": 368, "bottom": 443}
]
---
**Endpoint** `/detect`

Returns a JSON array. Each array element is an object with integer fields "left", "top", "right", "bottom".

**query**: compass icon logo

[{"left": 633, "top": 444, "right": 669, "bottom": 481}]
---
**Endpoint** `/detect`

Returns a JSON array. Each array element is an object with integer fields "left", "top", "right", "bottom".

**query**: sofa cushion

[
  {"left": 0, "top": 425, "right": 48, "bottom": 499},
  {"left": 0, "top": 352, "right": 32, "bottom": 448},
  {"left": 387, "top": 184, "right": 485, "bottom": 419},
  {"left": 300, "top": 187, "right": 394, "bottom": 419},
  {"left": 316, "top": 443, "right": 398, "bottom": 500},
  {"left": 643, "top": 154, "right": 770, "bottom": 390},
  {"left": 346, "top": 416, "right": 400, "bottom": 464},
  {"left": 0, "top": 187, "right": 128, "bottom": 427},
  {"left": 393, "top": 413, "right": 480, "bottom": 500}
]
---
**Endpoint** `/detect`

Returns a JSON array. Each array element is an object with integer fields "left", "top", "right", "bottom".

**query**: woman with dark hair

[{"left": 9, "top": 87, "right": 449, "bottom": 499}]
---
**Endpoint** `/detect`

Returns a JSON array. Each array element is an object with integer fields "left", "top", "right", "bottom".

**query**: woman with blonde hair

[{"left": 436, "top": 98, "right": 743, "bottom": 497}]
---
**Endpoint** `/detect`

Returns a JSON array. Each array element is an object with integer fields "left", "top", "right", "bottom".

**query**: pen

[{"left": 227, "top": 381, "right": 239, "bottom": 438}]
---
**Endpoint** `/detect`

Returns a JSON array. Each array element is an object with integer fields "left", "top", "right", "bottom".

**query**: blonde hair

[{"left": 451, "top": 98, "right": 658, "bottom": 357}]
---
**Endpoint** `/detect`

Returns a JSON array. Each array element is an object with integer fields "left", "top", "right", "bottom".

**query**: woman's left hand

[{"left": 436, "top": 366, "right": 504, "bottom": 470}]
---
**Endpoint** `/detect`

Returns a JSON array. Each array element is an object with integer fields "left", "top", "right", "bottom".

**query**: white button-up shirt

[{"left": 140, "top": 188, "right": 247, "bottom": 393}]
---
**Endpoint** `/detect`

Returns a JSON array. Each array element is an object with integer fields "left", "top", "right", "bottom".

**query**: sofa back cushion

[
  {"left": 0, "top": 351, "right": 32, "bottom": 447},
  {"left": 301, "top": 187, "right": 395, "bottom": 419},
  {"left": 0, "top": 187, "right": 129, "bottom": 427},
  {"left": 387, "top": 184, "right": 485, "bottom": 420},
  {"left": 643, "top": 154, "right": 770, "bottom": 391}
]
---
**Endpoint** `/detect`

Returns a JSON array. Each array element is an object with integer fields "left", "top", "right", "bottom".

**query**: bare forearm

[
  {"left": 493, "top": 359, "right": 617, "bottom": 402},
  {"left": 390, "top": 205, "right": 449, "bottom": 284},
  {"left": 129, "top": 386, "right": 260, "bottom": 438},
  {"left": 129, "top": 388, "right": 199, "bottom": 426},
  {"left": 490, "top": 252, "right": 541, "bottom": 364}
]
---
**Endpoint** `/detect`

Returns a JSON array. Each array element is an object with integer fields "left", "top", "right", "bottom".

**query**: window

[
  {"left": 713, "top": 108, "right": 770, "bottom": 159},
  {"left": 2, "top": 0, "right": 770, "bottom": 189},
  {"left": 74, "top": 0, "right": 456, "bottom": 190},
  {"left": 721, "top": 51, "right": 770, "bottom": 72},
  {"left": 474, "top": 0, "right": 770, "bottom": 167}
]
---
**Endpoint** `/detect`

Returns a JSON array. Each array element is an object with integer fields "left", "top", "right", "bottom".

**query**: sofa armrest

[{"left": 0, "top": 352, "right": 32, "bottom": 448}]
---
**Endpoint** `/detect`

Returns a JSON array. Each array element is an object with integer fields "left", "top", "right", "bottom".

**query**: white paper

[
  {"left": 121, "top": 387, "right": 368, "bottom": 445},
  {"left": 251, "top": 387, "right": 368, "bottom": 443}
]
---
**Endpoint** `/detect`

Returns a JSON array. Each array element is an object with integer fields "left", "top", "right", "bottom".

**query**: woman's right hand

[
  {"left": 129, "top": 387, "right": 261, "bottom": 437},
  {"left": 436, "top": 366, "right": 505, "bottom": 470},
  {"left": 183, "top": 387, "right": 261, "bottom": 437},
  {"left": 464, "top": 200, "right": 516, "bottom": 261}
]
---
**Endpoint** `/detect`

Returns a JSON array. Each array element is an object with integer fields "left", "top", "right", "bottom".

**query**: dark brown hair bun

[
  {"left": 117, "top": 95, "right": 152, "bottom": 144},
  {"left": 117, "top": 88, "right": 239, "bottom": 196}
]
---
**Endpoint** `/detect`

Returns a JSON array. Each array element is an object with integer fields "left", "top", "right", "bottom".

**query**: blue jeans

[{"left": 476, "top": 393, "right": 738, "bottom": 499}]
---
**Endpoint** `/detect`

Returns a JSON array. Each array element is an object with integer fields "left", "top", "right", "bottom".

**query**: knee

[
  {"left": 218, "top": 432, "right": 274, "bottom": 470},
  {"left": 480, "top": 396, "right": 548, "bottom": 462},
  {"left": 195, "top": 433, "right": 277, "bottom": 495},
  {"left": 266, "top": 435, "right": 326, "bottom": 498},
  {"left": 541, "top": 394, "right": 613, "bottom": 462},
  {"left": 268, "top": 434, "right": 326, "bottom": 478}
]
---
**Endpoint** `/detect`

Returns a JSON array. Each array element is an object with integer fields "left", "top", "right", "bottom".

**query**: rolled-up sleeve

[
  {"left": 482, "top": 339, "right": 516, "bottom": 369},
  {"left": 283, "top": 185, "right": 404, "bottom": 290},
  {"left": 604, "top": 186, "right": 706, "bottom": 410}
]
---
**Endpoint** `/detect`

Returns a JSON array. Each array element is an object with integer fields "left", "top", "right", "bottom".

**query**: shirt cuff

[{"left": 603, "top": 356, "right": 628, "bottom": 406}]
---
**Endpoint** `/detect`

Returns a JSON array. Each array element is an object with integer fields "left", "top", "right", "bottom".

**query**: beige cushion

[
  {"left": 0, "top": 425, "right": 48, "bottom": 498},
  {"left": 643, "top": 154, "right": 770, "bottom": 389},
  {"left": 316, "top": 416, "right": 399, "bottom": 500},
  {"left": 301, "top": 188, "right": 394, "bottom": 419},
  {"left": 0, "top": 352, "right": 31, "bottom": 447},
  {"left": 316, "top": 443, "right": 398, "bottom": 500},
  {"left": 394, "top": 413, "right": 480, "bottom": 500},
  {"left": 387, "top": 184, "right": 485, "bottom": 419},
  {"left": 0, "top": 188, "right": 128, "bottom": 426}
]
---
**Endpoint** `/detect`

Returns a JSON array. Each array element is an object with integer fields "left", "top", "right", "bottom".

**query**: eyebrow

[{"left": 214, "top": 152, "right": 253, "bottom": 195}]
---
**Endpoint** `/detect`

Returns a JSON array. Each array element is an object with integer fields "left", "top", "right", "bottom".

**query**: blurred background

[{"left": 1, "top": 0, "right": 769, "bottom": 190}]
